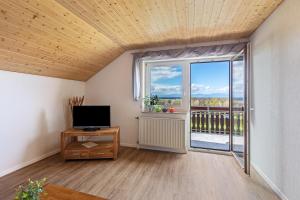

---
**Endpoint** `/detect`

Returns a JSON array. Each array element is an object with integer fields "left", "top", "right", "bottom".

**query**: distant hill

[
  {"left": 159, "top": 96, "right": 181, "bottom": 99},
  {"left": 156, "top": 94, "right": 228, "bottom": 99},
  {"left": 154, "top": 93, "right": 241, "bottom": 99},
  {"left": 191, "top": 93, "right": 229, "bottom": 98}
]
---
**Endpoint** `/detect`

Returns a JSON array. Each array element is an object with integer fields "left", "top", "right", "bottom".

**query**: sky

[
  {"left": 191, "top": 61, "right": 229, "bottom": 98},
  {"left": 150, "top": 65, "right": 183, "bottom": 98},
  {"left": 150, "top": 61, "right": 243, "bottom": 98}
]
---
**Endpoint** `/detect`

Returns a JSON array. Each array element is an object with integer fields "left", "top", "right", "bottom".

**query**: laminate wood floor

[{"left": 0, "top": 147, "right": 279, "bottom": 200}]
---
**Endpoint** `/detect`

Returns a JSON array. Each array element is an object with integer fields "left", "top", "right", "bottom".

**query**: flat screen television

[{"left": 73, "top": 106, "right": 110, "bottom": 130}]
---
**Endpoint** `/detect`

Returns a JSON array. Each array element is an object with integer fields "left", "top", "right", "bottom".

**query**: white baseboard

[
  {"left": 119, "top": 143, "right": 187, "bottom": 154},
  {"left": 120, "top": 143, "right": 138, "bottom": 148},
  {"left": 251, "top": 163, "right": 288, "bottom": 200},
  {"left": 0, "top": 149, "right": 60, "bottom": 177},
  {"left": 138, "top": 144, "right": 187, "bottom": 153}
]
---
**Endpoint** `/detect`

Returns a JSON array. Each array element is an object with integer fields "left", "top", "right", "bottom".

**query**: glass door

[
  {"left": 190, "top": 61, "right": 230, "bottom": 151},
  {"left": 230, "top": 48, "right": 249, "bottom": 174}
]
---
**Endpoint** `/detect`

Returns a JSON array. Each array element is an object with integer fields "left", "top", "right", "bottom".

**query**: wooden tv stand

[{"left": 61, "top": 127, "right": 120, "bottom": 160}]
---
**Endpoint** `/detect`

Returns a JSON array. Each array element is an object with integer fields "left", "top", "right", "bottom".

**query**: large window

[{"left": 144, "top": 62, "right": 185, "bottom": 107}]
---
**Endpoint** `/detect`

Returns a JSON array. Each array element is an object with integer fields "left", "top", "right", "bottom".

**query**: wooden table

[
  {"left": 42, "top": 184, "right": 106, "bottom": 200},
  {"left": 61, "top": 127, "right": 120, "bottom": 160}
]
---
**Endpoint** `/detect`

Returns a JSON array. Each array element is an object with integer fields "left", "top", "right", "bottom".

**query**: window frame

[{"left": 142, "top": 60, "right": 189, "bottom": 112}]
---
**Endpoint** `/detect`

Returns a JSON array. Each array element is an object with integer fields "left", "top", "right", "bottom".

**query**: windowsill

[{"left": 141, "top": 111, "right": 188, "bottom": 114}]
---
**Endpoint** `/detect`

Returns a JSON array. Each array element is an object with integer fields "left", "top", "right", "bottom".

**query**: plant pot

[
  {"left": 144, "top": 105, "right": 153, "bottom": 112},
  {"left": 162, "top": 108, "right": 168, "bottom": 113},
  {"left": 154, "top": 105, "right": 162, "bottom": 112},
  {"left": 169, "top": 107, "right": 175, "bottom": 113}
]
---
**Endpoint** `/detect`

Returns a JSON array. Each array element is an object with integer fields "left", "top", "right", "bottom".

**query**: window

[{"left": 144, "top": 61, "right": 186, "bottom": 108}]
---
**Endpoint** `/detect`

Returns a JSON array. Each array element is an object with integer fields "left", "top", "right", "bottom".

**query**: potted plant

[
  {"left": 15, "top": 178, "right": 47, "bottom": 200},
  {"left": 162, "top": 105, "right": 168, "bottom": 113},
  {"left": 143, "top": 95, "right": 160, "bottom": 112},
  {"left": 143, "top": 96, "right": 151, "bottom": 112},
  {"left": 150, "top": 95, "right": 161, "bottom": 112},
  {"left": 154, "top": 105, "right": 162, "bottom": 112},
  {"left": 150, "top": 95, "right": 159, "bottom": 106},
  {"left": 169, "top": 106, "right": 176, "bottom": 113},
  {"left": 167, "top": 99, "right": 175, "bottom": 113}
]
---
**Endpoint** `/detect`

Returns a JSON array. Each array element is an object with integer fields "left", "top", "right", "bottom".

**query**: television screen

[{"left": 73, "top": 106, "right": 110, "bottom": 129}]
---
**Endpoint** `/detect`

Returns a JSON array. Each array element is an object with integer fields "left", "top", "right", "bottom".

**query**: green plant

[
  {"left": 143, "top": 96, "right": 151, "bottom": 106},
  {"left": 150, "top": 95, "right": 159, "bottom": 105},
  {"left": 15, "top": 178, "right": 47, "bottom": 200}
]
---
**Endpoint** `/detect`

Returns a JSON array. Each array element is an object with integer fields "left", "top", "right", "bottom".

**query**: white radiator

[{"left": 138, "top": 116, "right": 186, "bottom": 152}]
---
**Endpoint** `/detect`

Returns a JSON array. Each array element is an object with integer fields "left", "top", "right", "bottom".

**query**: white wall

[
  {"left": 250, "top": 0, "right": 300, "bottom": 199},
  {"left": 0, "top": 71, "right": 85, "bottom": 176},
  {"left": 85, "top": 52, "right": 140, "bottom": 147}
]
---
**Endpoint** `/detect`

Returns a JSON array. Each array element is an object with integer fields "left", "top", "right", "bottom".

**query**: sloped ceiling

[{"left": 0, "top": 0, "right": 282, "bottom": 81}]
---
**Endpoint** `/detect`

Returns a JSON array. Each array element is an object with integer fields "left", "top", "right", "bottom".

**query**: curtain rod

[{"left": 132, "top": 38, "right": 250, "bottom": 54}]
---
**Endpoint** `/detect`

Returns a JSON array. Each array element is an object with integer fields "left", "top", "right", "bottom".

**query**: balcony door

[
  {"left": 230, "top": 48, "right": 249, "bottom": 174},
  {"left": 189, "top": 47, "right": 250, "bottom": 174},
  {"left": 190, "top": 61, "right": 230, "bottom": 151}
]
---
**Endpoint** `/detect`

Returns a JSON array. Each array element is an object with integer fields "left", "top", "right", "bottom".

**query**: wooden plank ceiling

[{"left": 0, "top": 0, "right": 282, "bottom": 81}]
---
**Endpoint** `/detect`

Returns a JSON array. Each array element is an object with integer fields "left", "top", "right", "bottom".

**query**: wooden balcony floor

[{"left": 191, "top": 132, "right": 244, "bottom": 151}]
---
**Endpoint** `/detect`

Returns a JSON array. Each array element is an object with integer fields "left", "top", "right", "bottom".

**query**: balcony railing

[{"left": 191, "top": 106, "right": 244, "bottom": 135}]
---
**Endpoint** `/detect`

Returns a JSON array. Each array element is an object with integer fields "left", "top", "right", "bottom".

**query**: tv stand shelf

[{"left": 61, "top": 127, "right": 120, "bottom": 160}]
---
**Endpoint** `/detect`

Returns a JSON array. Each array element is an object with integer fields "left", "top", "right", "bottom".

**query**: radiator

[{"left": 138, "top": 116, "right": 186, "bottom": 152}]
